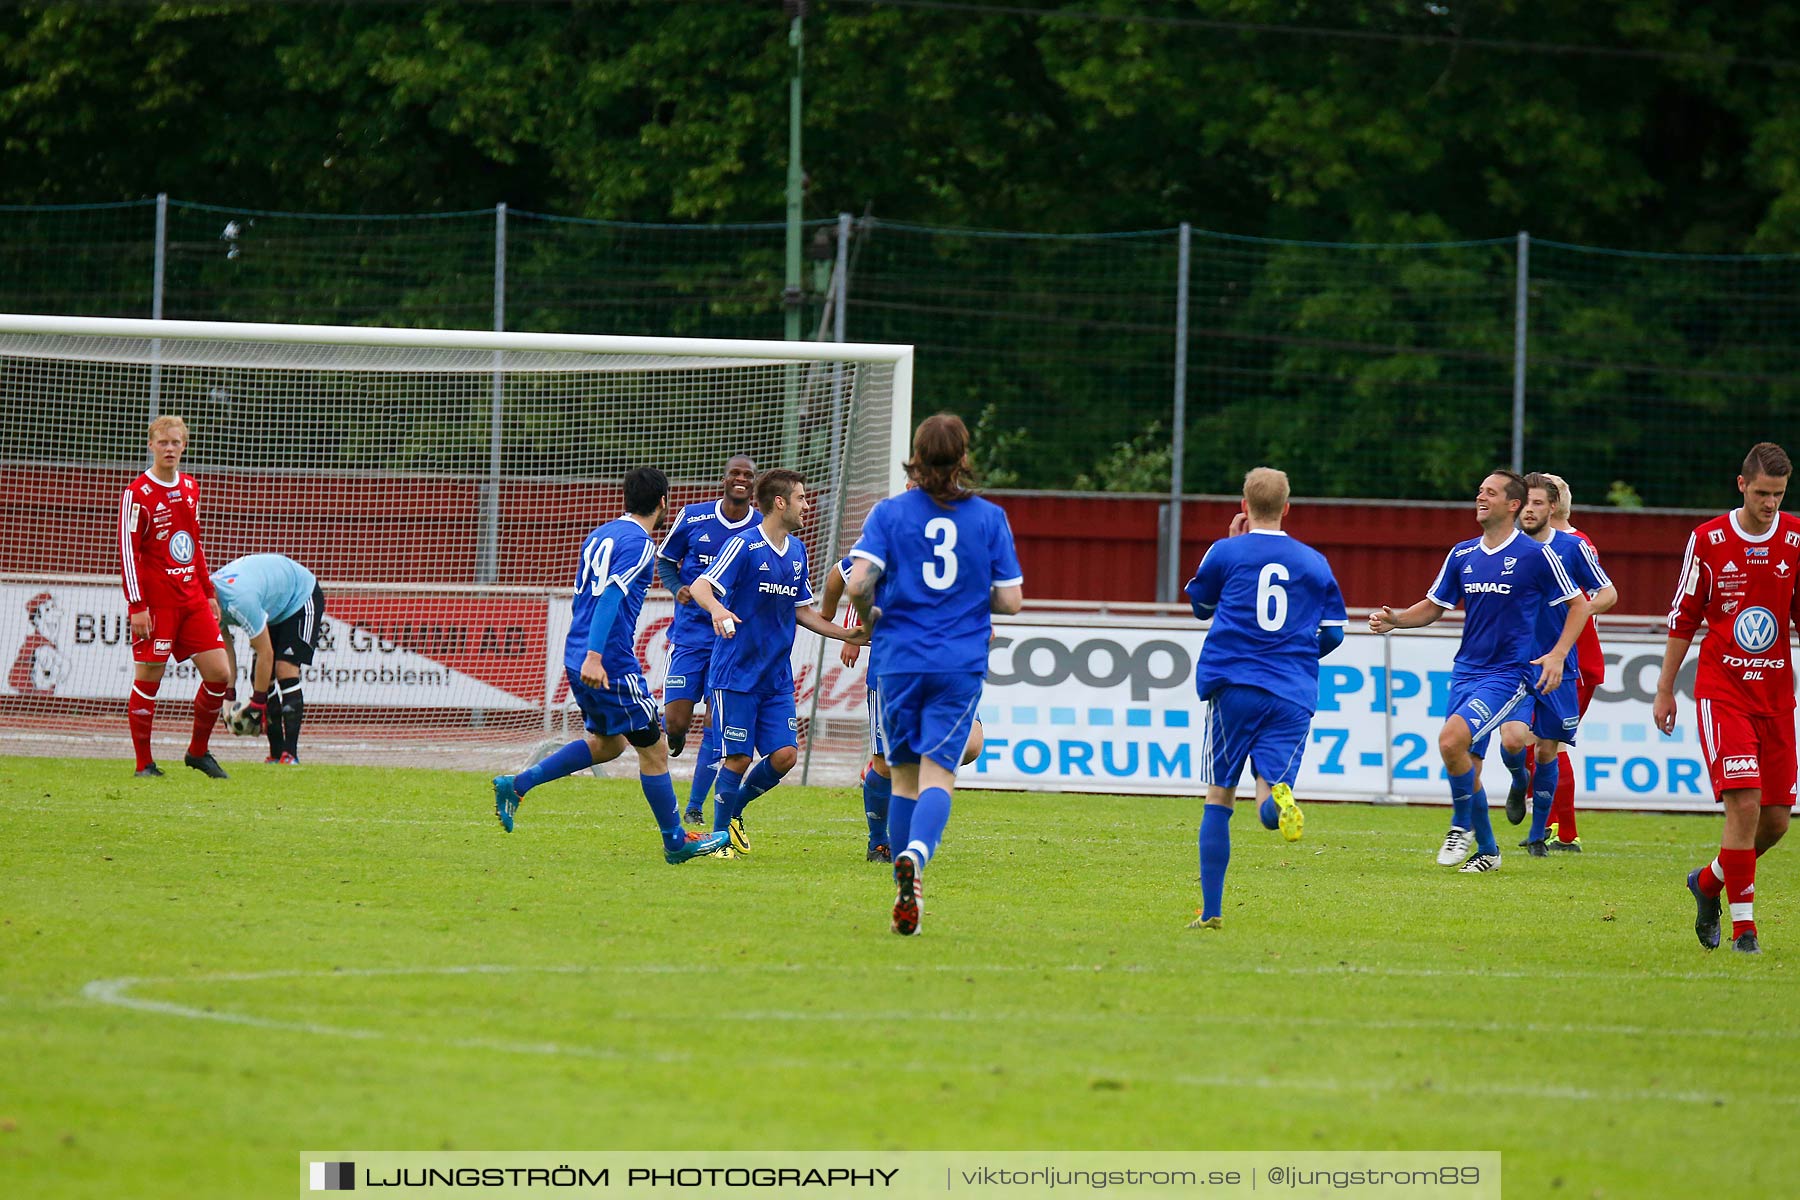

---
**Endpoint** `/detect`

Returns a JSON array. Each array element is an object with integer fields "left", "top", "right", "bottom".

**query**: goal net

[{"left": 0, "top": 314, "right": 910, "bottom": 780}]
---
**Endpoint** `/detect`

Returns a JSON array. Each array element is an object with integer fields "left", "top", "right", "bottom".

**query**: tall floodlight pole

[{"left": 783, "top": 1, "right": 806, "bottom": 342}]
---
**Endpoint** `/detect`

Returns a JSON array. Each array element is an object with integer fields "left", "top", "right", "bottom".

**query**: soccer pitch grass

[{"left": 2, "top": 756, "right": 1795, "bottom": 1198}]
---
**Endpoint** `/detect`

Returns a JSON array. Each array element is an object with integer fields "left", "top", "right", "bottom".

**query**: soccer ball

[{"left": 225, "top": 701, "right": 263, "bottom": 736}]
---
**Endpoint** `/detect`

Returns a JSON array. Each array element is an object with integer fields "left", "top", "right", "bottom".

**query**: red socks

[
  {"left": 1550, "top": 751, "right": 1578, "bottom": 841},
  {"left": 189, "top": 682, "right": 228, "bottom": 757},
  {"left": 1719, "top": 846, "right": 1757, "bottom": 938},
  {"left": 129, "top": 678, "right": 161, "bottom": 770}
]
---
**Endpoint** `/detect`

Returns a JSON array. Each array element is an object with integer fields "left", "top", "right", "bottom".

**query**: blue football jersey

[
  {"left": 1186, "top": 530, "right": 1348, "bottom": 705},
  {"left": 563, "top": 516, "right": 658, "bottom": 678},
  {"left": 657, "top": 499, "right": 760, "bottom": 649},
  {"left": 1532, "top": 528, "right": 1611, "bottom": 678},
  {"left": 211, "top": 553, "right": 317, "bottom": 636},
  {"left": 850, "top": 490, "right": 1023, "bottom": 676},
  {"left": 699, "top": 527, "right": 815, "bottom": 695},
  {"left": 1427, "top": 527, "right": 1581, "bottom": 677}
]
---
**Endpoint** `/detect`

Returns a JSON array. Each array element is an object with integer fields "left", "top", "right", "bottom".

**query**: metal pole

[
  {"left": 783, "top": 2, "right": 805, "bottom": 341},
  {"left": 1164, "top": 222, "right": 1191, "bottom": 602},
  {"left": 480, "top": 203, "right": 507, "bottom": 584},
  {"left": 149, "top": 194, "right": 167, "bottom": 419},
  {"left": 834, "top": 211, "right": 850, "bottom": 344},
  {"left": 1512, "top": 231, "right": 1529, "bottom": 473}
]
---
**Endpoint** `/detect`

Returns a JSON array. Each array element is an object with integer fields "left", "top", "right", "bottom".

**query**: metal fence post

[
  {"left": 479, "top": 202, "right": 507, "bottom": 584},
  {"left": 149, "top": 193, "right": 168, "bottom": 419},
  {"left": 1512, "top": 230, "right": 1530, "bottom": 473},
  {"left": 1163, "top": 222, "right": 1192, "bottom": 601}
]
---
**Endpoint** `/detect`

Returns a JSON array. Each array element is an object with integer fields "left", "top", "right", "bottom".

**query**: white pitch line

[{"left": 78, "top": 965, "right": 1796, "bottom": 1108}]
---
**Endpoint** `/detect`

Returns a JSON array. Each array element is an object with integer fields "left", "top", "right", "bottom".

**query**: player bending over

[
  {"left": 1370, "top": 470, "right": 1590, "bottom": 873},
  {"left": 1658, "top": 443, "right": 1800, "bottom": 955},
  {"left": 491, "top": 467, "right": 730, "bottom": 864},
  {"left": 691, "top": 469, "right": 868, "bottom": 857},
  {"left": 847, "top": 413, "right": 1023, "bottom": 935},
  {"left": 120, "top": 415, "right": 233, "bottom": 779},
  {"left": 212, "top": 552, "right": 326, "bottom": 764},
  {"left": 1182, "top": 467, "right": 1347, "bottom": 930}
]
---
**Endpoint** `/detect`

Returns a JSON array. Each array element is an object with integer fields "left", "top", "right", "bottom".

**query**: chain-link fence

[{"left": 5, "top": 198, "right": 1797, "bottom": 514}]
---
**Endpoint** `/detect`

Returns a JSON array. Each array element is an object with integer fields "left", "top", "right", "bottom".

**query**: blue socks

[
  {"left": 687, "top": 721, "right": 720, "bottom": 815},
  {"left": 887, "top": 794, "right": 917, "bottom": 853},
  {"left": 1257, "top": 796, "right": 1280, "bottom": 830},
  {"left": 1528, "top": 757, "right": 1560, "bottom": 843},
  {"left": 904, "top": 787, "right": 951, "bottom": 867},
  {"left": 1198, "top": 803, "right": 1233, "bottom": 921},
  {"left": 713, "top": 766, "right": 744, "bottom": 832},
  {"left": 640, "top": 772, "right": 685, "bottom": 850},
  {"left": 863, "top": 770, "right": 893, "bottom": 850},
  {"left": 1468, "top": 786, "right": 1497, "bottom": 856},
  {"left": 1501, "top": 744, "right": 1529, "bottom": 795},
  {"left": 737, "top": 757, "right": 786, "bottom": 812},
  {"left": 1448, "top": 764, "right": 1477, "bottom": 831},
  {"left": 514, "top": 739, "right": 593, "bottom": 797}
]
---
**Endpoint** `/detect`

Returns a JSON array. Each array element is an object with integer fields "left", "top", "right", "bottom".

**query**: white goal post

[{"left": 0, "top": 313, "right": 912, "bottom": 778}]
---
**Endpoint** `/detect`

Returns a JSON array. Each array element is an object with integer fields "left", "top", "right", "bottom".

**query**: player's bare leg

[{"left": 664, "top": 697, "right": 695, "bottom": 756}]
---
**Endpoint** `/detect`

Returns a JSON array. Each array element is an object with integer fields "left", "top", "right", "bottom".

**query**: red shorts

[
  {"left": 1577, "top": 676, "right": 1596, "bottom": 718},
  {"left": 131, "top": 602, "right": 225, "bottom": 665},
  {"left": 1697, "top": 698, "right": 1798, "bottom": 806}
]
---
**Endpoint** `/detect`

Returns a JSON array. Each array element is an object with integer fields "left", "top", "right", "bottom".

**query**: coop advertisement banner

[{"left": 963, "top": 619, "right": 1735, "bottom": 809}]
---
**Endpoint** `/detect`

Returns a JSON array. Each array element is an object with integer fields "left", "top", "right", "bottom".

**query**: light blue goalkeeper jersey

[{"left": 211, "top": 554, "right": 317, "bottom": 636}]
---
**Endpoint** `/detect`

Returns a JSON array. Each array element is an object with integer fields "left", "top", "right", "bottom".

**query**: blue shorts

[
  {"left": 879, "top": 671, "right": 984, "bottom": 772},
  {"left": 1446, "top": 671, "right": 1532, "bottom": 759},
  {"left": 1201, "top": 685, "right": 1313, "bottom": 790},
  {"left": 1524, "top": 674, "right": 1582, "bottom": 746},
  {"left": 567, "top": 667, "right": 661, "bottom": 738},
  {"left": 710, "top": 687, "right": 798, "bottom": 759},
  {"left": 662, "top": 641, "right": 712, "bottom": 706}
]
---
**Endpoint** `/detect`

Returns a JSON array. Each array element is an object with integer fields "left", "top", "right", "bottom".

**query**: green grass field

[{"left": 3, "top": 755, "right": 1795, "bottom": 1198}]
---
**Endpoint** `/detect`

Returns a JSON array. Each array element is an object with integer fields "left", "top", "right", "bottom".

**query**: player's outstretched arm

[
  {"left": 819, "top": 566, "right": 847, "bottom": 621},
  {"left": 1651, "top": 635, "right": 1693, "bottom": 735},
  {"left": 1368, "top": 599, "right": 1444, "bottom": 633},
  {"left": 1587, "top": 583, "right": 1619, "bottom": 616},
  {"left": 797, "top": 605, "right": 868, "bottom": 645}
]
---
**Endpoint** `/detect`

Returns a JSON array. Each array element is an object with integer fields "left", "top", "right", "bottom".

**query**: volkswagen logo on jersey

[
  {"left": 1734, "top": 606, "right": 1779, "bottom": 654},
  {"left": 169, "top": 530, "right": 196, "bottom": 565}
]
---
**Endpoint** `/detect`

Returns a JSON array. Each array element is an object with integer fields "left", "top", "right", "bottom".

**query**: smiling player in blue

[
  {"left": 847, "top": 413, "right": 1024, "bottom": 936},
  {"left": 1371, "top": 470, "right": 1593, "bottom": 872},
  {"left": 1182, "top": 468, "right": 1347, "bottom": 931},
  {"left": 690, "top": 468, "right": 868, "bottom": 857},
  {"left": 656, "top": 453, "right": 758, "bottom": 826},
  {"left": 491, "top": 466, "right": 730, "bottom": 864}
]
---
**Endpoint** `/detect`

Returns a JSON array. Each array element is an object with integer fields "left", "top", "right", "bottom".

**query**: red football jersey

[
  {"left": 1570, "top": 527, "right": 1606, "bottom": 687},
  {"left": 1668, "top": 509, "right": 1800, "bottom": 715},
  {"left": 119, "top": 470, "right": 216, "bottom": 614}
]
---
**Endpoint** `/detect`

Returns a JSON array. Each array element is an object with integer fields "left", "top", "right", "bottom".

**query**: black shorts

[{"left": 268, "top": 584, "right": 326, "bottom": 666}]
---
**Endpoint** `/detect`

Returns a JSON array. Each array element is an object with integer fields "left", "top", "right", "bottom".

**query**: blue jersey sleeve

[
  {"left": 1319, "top": 566, "right": 1348, "bottom": 628},
  {"left": 657, "top": 509, "right": 690, "bottom": 568},
  {"left": 1535, "top": 541, "right": 1581, "bottom": 606},
  {"left": 1426, "top": 547, "right": 1463, "bottom": 609},
  {"left": 1184, "top": 543, "right": 1227, "bottom": 619},
  {"left": 1566, "top": 537, "right": 1610, "bottom": 594},
  {"left": 989, "top": 508, "right": 1023, "bottom": 587},
  {"left": 849, "top": 501, "right": 892, "bottom": 572}
]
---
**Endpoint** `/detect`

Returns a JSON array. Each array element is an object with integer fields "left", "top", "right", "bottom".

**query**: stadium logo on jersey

[
  {"left": 1453, "top": 545, "right": 1476, "bottom": 557},
  {"left": 1724, "top": 756, "right": 1759, "bottom": 777},
  {"left": 1501, "top": 557, "right": 1517, "bottom": 575},
  {"left": 169, "top": 531, "right": 195, "bottom": 564},
  {"left": 1710, "top": 529, "right": 1726, "bottom": 545},
  {"left": 1463, "top": 582, "right": 1513, "bottom": 594},
  {"left": 1733, "top": 606, "right": 1779, "bottom": 654}
]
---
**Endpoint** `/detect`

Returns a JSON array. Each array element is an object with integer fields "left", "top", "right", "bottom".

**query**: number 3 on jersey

[
  {"left": 1257, "top": 562, "right": 1289, "bottom": 631},
  {"left": 923, "top": 517, "right": 959, "bottom": 590}
]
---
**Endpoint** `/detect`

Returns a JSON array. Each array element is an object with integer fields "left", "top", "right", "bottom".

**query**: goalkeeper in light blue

[
  {"left": 847, "top": 413, "right": 1023, "bottom": 936},
  {"left": 491, "top": 466, "right": 730, "bottom": 864},
  {"left": 1184, "top": 468, "right": 1348, "bottom": 931}
]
